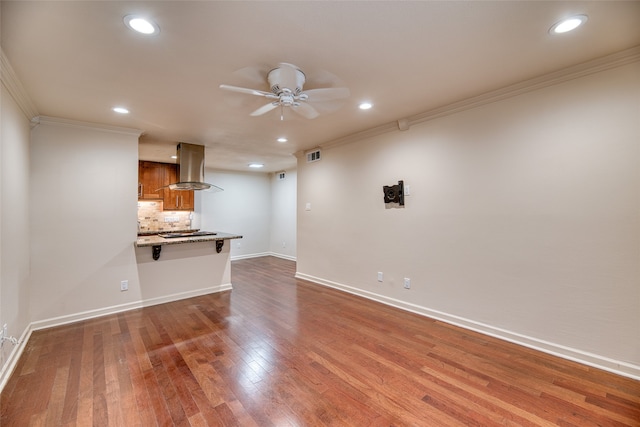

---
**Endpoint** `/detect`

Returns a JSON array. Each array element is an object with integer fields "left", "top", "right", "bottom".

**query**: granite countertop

[
  {"left": 135, "top": 231, "right": 243, "bottom": 247},
  {"left": 137, "top": 229, "right": 197, "bottom": 236}
]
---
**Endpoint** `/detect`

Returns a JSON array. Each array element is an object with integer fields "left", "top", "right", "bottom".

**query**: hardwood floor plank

[
  {"left": 47, "top": 365, "right": 71, "bottom": 425},
  {"left": 226, "top": 398, "right": 261, "bottom": 427},
  {"left": 76, "top": 324, "right": 95, "bottom": 427},
  {"left": 140, "top": 327, "right": 185, "bottom": 426},
  {"left": 60, "top": 325, "right": 83, "bottom": 424},
  {"left": 1, "top": 256, "right": 639, "bottom": 426},
  {"left": 421, "top": 357, "right": 558, "bottom": 427},
  {"left": 92, "top": 330, "right": 109, "bottom": 425},
  {"left": 187, "top": 412, "right": 209, "bottom": 427}
]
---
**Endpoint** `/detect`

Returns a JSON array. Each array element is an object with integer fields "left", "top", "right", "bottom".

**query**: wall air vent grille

[{"left": 306, "top": 149, "right": 321, "bottom": 163}]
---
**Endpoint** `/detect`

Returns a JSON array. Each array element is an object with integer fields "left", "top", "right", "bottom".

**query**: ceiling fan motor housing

[{"left": 268, "top": 65, "right": 306, "bottom": 96}]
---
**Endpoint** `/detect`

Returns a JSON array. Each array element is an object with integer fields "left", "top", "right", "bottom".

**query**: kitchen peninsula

[
  {"left": 135, "top": 231, "right": 243, "bottom": 302},
  {"left": 136, "top": 231, "right": 242, "bottom": 252}
]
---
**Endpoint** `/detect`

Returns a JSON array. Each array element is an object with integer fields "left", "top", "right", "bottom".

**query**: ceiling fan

[{"left": 219, "top": 63, "right": 350, "bottom": 120}]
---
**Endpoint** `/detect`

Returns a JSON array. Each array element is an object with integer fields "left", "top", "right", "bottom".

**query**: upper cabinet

[
  {"left": 138, "top": 161, "right": 165, "bottom": 200},
  {"left": 138, "top": 161, "right": 194, "bottom": 211},
  {"left": 162, "top": 164, "right": 194, "bottom": 211}
]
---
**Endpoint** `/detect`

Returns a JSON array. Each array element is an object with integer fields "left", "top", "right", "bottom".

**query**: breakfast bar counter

[
  {"left": 135, "top": 231, "right": 243, "bottom": 247},
  {"left": 134, "top": 231, "right": 243, "bottom": 303}
]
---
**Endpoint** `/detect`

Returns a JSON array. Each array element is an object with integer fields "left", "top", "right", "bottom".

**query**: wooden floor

[{"left": 1, "top": 257, "right": 639, "bottom": 426}]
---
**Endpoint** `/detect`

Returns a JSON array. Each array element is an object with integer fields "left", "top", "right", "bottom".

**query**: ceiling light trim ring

[
  {"left": 112, "top": 107, "right": 129, "bottom": 114},
  {"left": 549, "top": 14, "right": 588, "bottom": 34},
  {"left": 124, "top": 15, "right": 160, "bottom": 35}
]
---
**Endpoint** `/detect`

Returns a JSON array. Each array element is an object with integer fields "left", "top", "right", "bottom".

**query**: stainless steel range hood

[{"left": 168, "top": 143, "right": 222, "bottom": 191}]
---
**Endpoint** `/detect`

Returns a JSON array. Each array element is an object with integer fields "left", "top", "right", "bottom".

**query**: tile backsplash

[{"left": 137, "top": 201, "right": 192, "bottom": 232}]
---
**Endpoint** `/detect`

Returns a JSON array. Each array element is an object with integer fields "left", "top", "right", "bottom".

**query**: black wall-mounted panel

[{"left": 383, "top": 180, "right": 404, "bottom": 206}]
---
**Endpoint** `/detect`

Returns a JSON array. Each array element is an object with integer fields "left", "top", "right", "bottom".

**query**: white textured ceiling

[{"left": 2, "top": 1, "right": 639, "bottom": 172}]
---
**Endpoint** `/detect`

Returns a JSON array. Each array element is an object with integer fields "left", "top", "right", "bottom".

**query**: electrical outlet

[
  {"left": 120, "top": 280, "right": 128, "bottom": 291},
  {"left": 377, "top": 272, "right": 383, "bottom": 282},
  {"left": 404, "top": 278, "right": 411, "bottom": 289}
]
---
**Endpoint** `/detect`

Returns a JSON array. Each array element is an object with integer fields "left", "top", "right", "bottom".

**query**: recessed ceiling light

[
  {"left": 359, "top": 102, "right": 373, "bottom": 110},
  {"left": 549, "top": 15, "right": 588, "bottom": 34},
  {"left": 170, "top": 155, "right": 177, "bottom": 159},
  {"left": 277, "top": 137, "right": 288, "bottom": 143},
  {"left": 124, "top": 15, "right": 159, "bottom": 35},
  {"left": 248, "top": 163, "right": 264, "bottom": 168},
  {"left": 112, "top": 107, "right": 129, "bottom": 114}
]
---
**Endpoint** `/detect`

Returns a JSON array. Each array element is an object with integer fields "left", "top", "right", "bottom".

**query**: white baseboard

[
  {"left": 268, "top": 252, "right": 297, "bottom": 261},
  {"left": 231, "top": 252, "right": 271, "bottom": 261},
  {"left": 0, "top": 325, "right": 34, "bottom": 393},
  {"left": 295, "top": 272, "right": 640, "bottom": 381},
  {"left": 30, "top": 283, "right": 233, "bottom": 331},
  {"left": 231, "top": 252, "right": 296, "bottom": 262},
  {"left": 0, "top": 283, "right": 232, "bottom": 393}
]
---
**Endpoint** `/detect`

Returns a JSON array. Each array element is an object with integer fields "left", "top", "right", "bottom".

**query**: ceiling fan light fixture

[
  {"left": 549, "top": 15, "right": 587, "bottom": 34},
  {"left": 124, "top": 15, "right": 159, "bottom": 35}
]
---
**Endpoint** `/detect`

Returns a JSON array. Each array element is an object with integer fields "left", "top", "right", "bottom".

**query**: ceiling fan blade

[
  {"left": 250, "top": 102, "right": 279, "bottom": 116},
  {"left": 303, "top": 99, "right": 345, "bottom": 115},
  {"left": 233, "top": 65, "right": 270, "bottom": 86},
  {"left": 292, "top": 102, "right": 319, "bottom": 119},
  {"left": 219, "top": 84, "right": 272, "bottom": 97},
  {"left": 303, "top": 87, "right": 350, "bottom": 102}
]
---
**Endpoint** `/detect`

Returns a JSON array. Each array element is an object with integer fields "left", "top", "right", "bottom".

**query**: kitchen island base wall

[{"left": 135, "top": 240, "right": 232, "bottom": 301}]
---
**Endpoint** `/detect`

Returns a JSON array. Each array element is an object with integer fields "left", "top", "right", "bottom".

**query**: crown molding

[
  {"left": 406, "top": 45, "right": 640, "bottom": 127},
  {"left": 319, "top": 45, "right": 640, "bottom": 152},
  {"left": 0, "top": 48, "right": 39, "bottom": 120},
  {"left": 32, "top": 116, "right": 143, "bottom": 137}
]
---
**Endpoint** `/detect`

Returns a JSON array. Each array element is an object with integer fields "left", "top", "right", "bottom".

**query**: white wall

[
  {"left": 196, "top": 168, "right": 297, "bottom": 260},
  {"left": 296, "top": 61, "right": 640, "bottom": 377},
  {"left": 29, "top": 119, "right": 141, "bottom": 322},
  {"left": 270, "top": 169, "right": 297, "bottom": 260},
  {"left": 0, "top": 82, "right": 31, "bottom": 371},
  {"left": 197, "top": 169, "right": 271, "bottom": 259}
]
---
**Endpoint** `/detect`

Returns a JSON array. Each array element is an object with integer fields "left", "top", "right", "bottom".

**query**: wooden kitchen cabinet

[
  {"left": 162, "top": 163, "right": 194, "bottom": 211},
  {"left": 138, "top": 161, "right": 194, "bottom": 211},
  {"left": 138, "top": 161, "right": 165, "bottom": 200}
]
